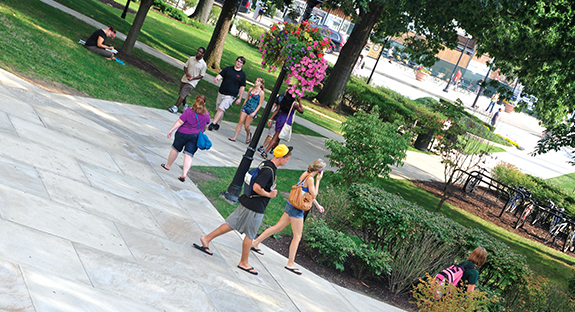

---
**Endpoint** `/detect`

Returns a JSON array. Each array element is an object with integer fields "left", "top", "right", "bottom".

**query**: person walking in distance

[
  {"left": 491, "top": 108, "right": 502, "bottom": 126},
  {"left": 250, "top": 159, "right": 326, "bottom": 275},
  {"left": 260, "top": 92, "right": 303, "bottom": 159},
  {"left": 485, "top": 92, "right": 500, "bottom": 114},
  {"left": 229, "top": 77, "right": 265, "bottom": 144},
  {"left": 161, "top": 95, "right": 210, "bottom": 182},
  {"left": 208, "top": 56, "right": 247, "bottom": 131},
  {"left": 193, "top": 145, "right": 293, "bottom": 275},
  {"left": 169, "top": 47, "right": 207, "bottom": 114}
]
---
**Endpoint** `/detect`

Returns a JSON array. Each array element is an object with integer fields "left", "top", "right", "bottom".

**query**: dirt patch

[
  {"left": 413, "top": 180, "right": 575, "bottom": 255},
  {"left": 187, "top": 169, "right": 219, "bottom": 182},
  {"left": 116, "top": 51, "right": 174, "bottom": 83},
  {"left": 97, "top": 0, "right": 137, "bottom": 14}
]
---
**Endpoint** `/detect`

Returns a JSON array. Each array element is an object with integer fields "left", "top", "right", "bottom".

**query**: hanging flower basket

[{"left": 259, "top": 21, "right": 330, "bottom": 97}]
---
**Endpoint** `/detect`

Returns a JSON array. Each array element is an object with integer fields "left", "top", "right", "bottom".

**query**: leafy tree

[
  {"left": 188, "top": 0, "right": 214, "bottom": 23},
  {"left": 204, "top": 0, "right": 237, "bottom": 70},
  {"left": 121, "top": 0, "right": 154, "bottom": 54},
  {"left": 325, "top": 110, "right": 409, "bottom": 184},
  {"left": 315, "top": 0, "right": 482, "bottom": 108},
  {"left": 459, "top": 1, "right": 575, "bottom": 159},
  {"left": 433, "top": 100, "right": 494, "bottom": 212}
]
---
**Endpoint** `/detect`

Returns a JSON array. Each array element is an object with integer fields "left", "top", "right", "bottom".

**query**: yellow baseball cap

[{"left": 273, "top": 144, "right": 293, "bottom": 158}]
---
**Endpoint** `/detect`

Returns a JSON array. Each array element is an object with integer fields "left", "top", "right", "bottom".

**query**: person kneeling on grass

[
  {"left": 193, "top": 145, "right": 293, "bottom": 276},
  {"left": 84, "top": 26, "right": 117, "bottom": 60}
]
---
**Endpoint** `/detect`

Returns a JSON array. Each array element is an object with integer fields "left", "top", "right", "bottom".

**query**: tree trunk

[
  {"left": 189, "top": 0, "right": 214, "bottom": 23},
  {"left": 121, "top": 0, "right": 154, "bottom": 54},
  {"left": 315, "top": 2, "right": 384, "bottom": 108},
  {"left": 204, "top": 0, "right": 237, "bottom": 71},
  {"left": 436, "top": 196, "right": 447, "bottom": 212}
]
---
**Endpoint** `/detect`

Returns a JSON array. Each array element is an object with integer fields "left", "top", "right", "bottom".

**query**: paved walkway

[{"left": 0, "top": 67, "right": 403, "bottom": 311}]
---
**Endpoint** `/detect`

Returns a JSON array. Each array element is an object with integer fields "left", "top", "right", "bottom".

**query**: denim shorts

[
  {"left": 285, "top": 202, "right": 304, "bottom": 219},
  {"left": 241, "top": 105, "right": 258, "bottom": 118},
  {"left": 172, "top": 131, "right": 198, "bottom": 156}
]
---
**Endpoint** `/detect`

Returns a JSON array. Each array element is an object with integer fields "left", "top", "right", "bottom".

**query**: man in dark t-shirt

[
  {"left": 85, "top": 26, "right": 117, "bottom": 60},
  {"left": 208, "top": 56, "right": 247, "bottom": 131},
  {"left": 194, "top": 145, "right": 293, "bottom": 275},
  {"left": 491, "top": 108, "right": 502, "bottom": 126}
]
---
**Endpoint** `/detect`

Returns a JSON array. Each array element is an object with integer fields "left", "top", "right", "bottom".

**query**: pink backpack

[{"left": 435, "top": 263, "right": 474, "bottom": 286}]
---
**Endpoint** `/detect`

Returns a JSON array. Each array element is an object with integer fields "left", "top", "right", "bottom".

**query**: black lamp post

[
  {"left": 443, "top": 36, "right": 471, "bottom": 93},
  {"left": 300, "top": 0, "right": 323, "bottom": 23},
  {"left": 471, "top": 60, "right": 494, "bottom": 108},
  {"left": 121, "top": 0, "right": 130, "bottom": 19}
]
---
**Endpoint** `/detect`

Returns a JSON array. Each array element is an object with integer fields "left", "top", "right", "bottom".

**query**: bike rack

[{"left": 456, "top": 169, "right": 514, "bottom": 210}]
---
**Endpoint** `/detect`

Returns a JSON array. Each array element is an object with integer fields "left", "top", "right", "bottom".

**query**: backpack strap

[{"left": 249, "top": 164, "right": 275, "bottom": 198}]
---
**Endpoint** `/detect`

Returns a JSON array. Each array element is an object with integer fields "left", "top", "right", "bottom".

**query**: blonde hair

[
  {"left": 192, "top": 94, "right": 207, "bottom": 114},
  {"left": 307, "top": 159, "right": 326, "bottom": 173},
  {"left": 256, "top": 77, "right": 265, "bottom": 89},
  {"left": 467, "top": 247, "right": 487, "bottom": 267}
]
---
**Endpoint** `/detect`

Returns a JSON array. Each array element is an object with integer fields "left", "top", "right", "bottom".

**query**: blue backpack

[{"left": 244, "top": 163, "right": 274, "bottom": 197}]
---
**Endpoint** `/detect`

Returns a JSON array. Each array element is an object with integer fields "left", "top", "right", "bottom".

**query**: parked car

[
  {"left": 311, "top": 24, "right": 345, "bottom": 54},
  {"left": 214, "top": 0, "right": 251, "bottom": 13}
]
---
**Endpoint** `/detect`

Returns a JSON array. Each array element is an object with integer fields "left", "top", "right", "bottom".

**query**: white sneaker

[
  {"left": 183, "top": 103, "right": 189, "bottom": 110},
  {"left": 168, "top": 105, "right": 178, "bottom": 114}
]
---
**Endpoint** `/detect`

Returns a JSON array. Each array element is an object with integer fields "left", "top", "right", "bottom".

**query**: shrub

[
  {"left": 304, "top": 218, "right": 355, "bottom": 272},
  {"left": 246, "top": 24, "right": 265, "bottom": 46},
  {"left": 351, "top": 244, "right": 392, "bottom": 281},
  {"left": 208, "top": 5, "right": 221, "bottom": 26},
  {"left": 315, "top": 185, "right": 351, "bottom": 232},
  {"left": 412, "top": 275, "right": 499, "bottom": 312},
  {"left": 500, "top": 275, "right": 575, "bottom": 311},
  {"left": 235, "top": 19, "right": 251, "bottom": 39},
  {"left": 346, "top": 184, "right": 529, "bottom": 294}
]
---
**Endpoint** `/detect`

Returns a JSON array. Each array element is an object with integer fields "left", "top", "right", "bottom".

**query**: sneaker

[
  {"left": 214, "top": 124, "right": 220, "bottom": 131},
  {"left": 261, "top": 152, "right": 268, "bottom": 160},
  {"left": 208, "top": 123, "right": 215, "bottom": 131},
  {"left": 168, "top": 105, "right": 178, "bottom": 114},
  {"left": 257, "top": 146, "right": 264, "bottom": 153},
  {"left": 183, "top": 103, "right": 189, "bottom": 110}
]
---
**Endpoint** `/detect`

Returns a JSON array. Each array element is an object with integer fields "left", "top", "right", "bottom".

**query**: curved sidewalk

[{"left": 0, "top": 65, "right": 404, "bottom": 312}]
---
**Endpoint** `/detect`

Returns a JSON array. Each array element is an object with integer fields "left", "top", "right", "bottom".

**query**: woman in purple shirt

[{"left": 161, "top": 95, "right": 211, "bottom": 182}]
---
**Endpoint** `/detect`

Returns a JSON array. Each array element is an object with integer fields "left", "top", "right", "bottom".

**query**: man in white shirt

[{"left": 169, "top": 47, "right": 207, "bottom": 113}]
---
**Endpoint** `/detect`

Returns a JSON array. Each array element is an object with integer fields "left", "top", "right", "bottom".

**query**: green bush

[
  {"left": 235, "top": 19, "right": 251, "bottom": 39},
  {"left": 346, "top": 184, "right": 529, "bottom": 294},
  {"left": 304, "top": 218, "right": 355, "bottom": 272},
  {"left": 315, "top": 185, "right": 350, "bottom": 232},
  {"left": 500, "top": 275, "right": 575, "bottom": 312},
  {"left": 208, "top": 5, "right": 221, "bottom": 26},
  {"left": 492, "top": 162, "right": 575, "bottom": 215},
  {"left": 325, "top": 111, "right": 409, "bottom": 184},
  {"left": 351, "top": 244, "right": 392, "bottom": 281},
  {"left": 152, "top": 0, "right": 188, "bottom": 23},
  {"left": 247, "top": 24, "right": 265, "bottom": 46}
]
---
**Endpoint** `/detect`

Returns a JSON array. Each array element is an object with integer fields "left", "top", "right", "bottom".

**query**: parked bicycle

[
  {"left": 463, "top": 167, "right": 489, "bottom": 194},
  {"left": 529, "top": 199, "right": 556, "bottom": 227},
  {"left": 543, "top": 207, "right": 568, "bottom": 245},
  {"left": 514, "top": 189, "right": 535, "bottom": 229},
  {"left": 499, "top": 186, "right": 529, "bottom": 218}
]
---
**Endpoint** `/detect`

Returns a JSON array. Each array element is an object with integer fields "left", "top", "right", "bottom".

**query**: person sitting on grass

[{"left": 84, "top": 26, "right": 117, "bottom": 61}]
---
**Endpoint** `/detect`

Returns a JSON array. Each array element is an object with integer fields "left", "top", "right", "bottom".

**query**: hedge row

[
  {"left": 235, "top": 19, "right": 266, "bottom": 46},
  {"left": 305, "top": 183, "right": 529, "bottom": 295},
  {"left": 492, "top": 162, "right": 575, "bottom": 215}
]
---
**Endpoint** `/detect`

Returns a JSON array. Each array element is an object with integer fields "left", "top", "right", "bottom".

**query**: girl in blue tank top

[{"left": 229, "top": 77, "right": 265, "bottom": 144}]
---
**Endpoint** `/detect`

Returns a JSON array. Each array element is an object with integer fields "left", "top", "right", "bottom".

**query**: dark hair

[
  {"left": 236, "top": 56, "right": 246, "bottom": 65},
  {"left": 108, "top": 26, "right": 116, "bottom": 34},
  {"left": 279, "top": 92, "right": 296, "bottom": 113},
  {"left": 198, "top": 47, "right": 206, "bottom": 53}
]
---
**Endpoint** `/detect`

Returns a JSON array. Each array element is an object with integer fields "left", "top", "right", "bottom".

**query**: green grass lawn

[
  {"left": 193, "top": 167, "right": 575, "bottom": 288},
  {"left": 0, "top": 0, "right": 323, "bottom": 137},
  {"left": 548, "top": 173, "right": 575, "bottom": 194}
]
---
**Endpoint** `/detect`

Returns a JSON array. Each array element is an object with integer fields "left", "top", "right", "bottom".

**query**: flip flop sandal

[
  {"left": 285, "top": 266, "right": 302, "bottom": 275},
  {"left": 228, "top": 138, "right": 236, "bottom": 142},
  {"left": 178, "top": 177, "right": 185, "bottom": 182},
  {"left": 160, "top": 164, "right": 169, "bottom": 171},
  {"left": 250, "top": 247, "right": 264, "bottom": 255},
  {"left": 237, "top": 265, "right": 258, "bottom": 275},
  {"left": 193, "top": 243, "right": 213, "bottom": 256}
]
